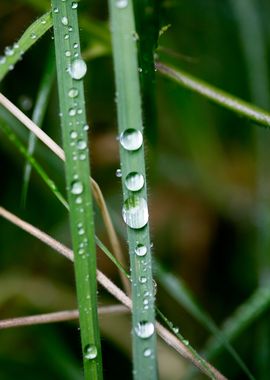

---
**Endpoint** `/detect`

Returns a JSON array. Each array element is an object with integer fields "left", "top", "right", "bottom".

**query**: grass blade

[
  {"left": 0, "top": 12, "right": 52, "bottom": 82},
  {"left": 156, "top": 62, "right": 270, "bottom": 128},
  {"left": 22, "top": 46, "right": 56, "bottom": 206},
  {"left": 51, "top": 1, "right": 102, "bottom": 379},
  {"left": 108, "top": 1, "right": 158, "bottom": 378}
]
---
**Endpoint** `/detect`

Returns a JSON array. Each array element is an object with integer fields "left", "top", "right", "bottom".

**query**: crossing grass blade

[
  {"left": 108, "top": 1, "right": 158, "bottom": 378},
  {"left": 51, "top": 1, "right": 102, "bottom": 379}
]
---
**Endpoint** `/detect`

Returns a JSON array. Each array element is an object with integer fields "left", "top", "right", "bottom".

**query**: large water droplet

[
  {"left": 135, "top": 244, "right": 147, "bottom": 257},
  {"left": 116, "top": 0, "right": 128, "bottom": 8},
  {"left": 120, "top": 129, "right": 143, "bottom": 151},
  {"left": 122, "top": 196, "right": 148, "bottom": 229},
  {"left": 69, "top": 59, "right": 87, "bottom": 80},
  {"left": 84, "top": 344, "right": 97, "bottom": 360},
  {"left": 71, "top": 181, "right": 83, "bottom": 195},
  {"left": 125, "top": 172, "right": 144, "bottom": 191},
  {"left": 61, "top": 16, "right": 68, "bottom": 25},
  {"left": 135, "top": 321, "right": 155, "bottom": 339}
]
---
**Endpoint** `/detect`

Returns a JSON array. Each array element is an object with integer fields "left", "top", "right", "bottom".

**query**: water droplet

[
  {"left": 74, "top": 42, "right": 79, "bottom": 49},
  {"left": 69, "top": 59, "right": 87, "bottom": 80},
  {"left": 144, "top": 348, "right": 152, "bottom": 357},
  {"left": 68, "top": 108, "right": 76, "bottom": 116},
  {"left": 68, "top": 88, "right": 79, "bottom": 98},
  {"left": 116, "top": 169, "right": 122, "bottom": 178},
  {"left": 53, "top": 7, "right": 59, "bottom": 13},
  {"left": 139, "top": 276, "right": 147, "bottom": 284},
  {"left": 77, "top": 140, "right": 87, "bottom": 150},
  {"left": 173, "top": 327, "right": 179, "bottom": 334},
  {"left": 116, "top": 0, "right": 128, "bottom": 8},
  {"left": 5, "top": 46, "right": 14, "bottom": 56},
  {"left": 65, "top": 50, "right": 71, "bottom": 57},
  {"left": 152, "top": 279, "right": 157, "bottom": 295},
  {"left": 183, "top": 339, "right": 189, "bottom": 346},
  {"left": 68, "top": 26, "right": 73, "bottom": 32},
  {"left": 122, "top": 196, "right": 148, "bottom": 229},
  {"left": 120, "top": 129, "right": 143, "bottom": 151},
  {"left": 132, "top": 31, "right": 139, "bottom": 41},
  {"left": 84, "top": 344, "right": 97, "bottom": 360},
  {"left": 70, "top": 131, "right": 78, "bottom": 139},
  {"left": 71, "top": 2, "right": 78, "bottom": 9},
  {"left": 61, "top": 16, "right": 69, "bottom": 25},
  {"left": 78, "top": 227, "right": 85, "bottom": 235},
  {"left": 18, "top": 95, "right": 33, "bottom": 111},
  {"left": 75, "top": 197, "right": 82, "bottom": 204},
  {"left": 135, "top": 244, "right": 147, "bottom": 257},
  {"left": 83, "top": 124, "right": 89, "bottom": 131},
  {"left": 138, "top": 67, "right": 143, "bottom": 73},
  {"left": 0, "top": 56, "right": 6, "bottom": 64},
  {"left": 125, "top": 172, "right": 144, "bottom": 191},
  {"left": 71, "top": 181, "right": 83, "bottom": 195},
  {"left": 135, "top": 321, "right": 155, "bottom": 339},
  {"left": 30, "top": 33, "right": 37, "bottom": 40},
  {"left": 64, "top": 33, "right": 69, "bottom": 40}
]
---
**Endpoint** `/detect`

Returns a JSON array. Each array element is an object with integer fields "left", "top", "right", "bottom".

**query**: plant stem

[
  {"left": 51, "top": 1, "right": 102, "bottom": 379},
  {"left": 108, "top": 1, "right": 158, "bottom": 379}
]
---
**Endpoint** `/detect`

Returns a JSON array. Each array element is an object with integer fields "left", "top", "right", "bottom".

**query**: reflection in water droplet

[
  {"left": 71, "top": 1, "right": 78, "bottom": 9},
  {"left": 115, "top": 169, "right": 122, "bottom": 178},
  {"left": 77, "top": 140, "right": 87, "bottom": 150},
  {"left": 125, "top": 172, "right": 144, "bottom": 191},
  {"left": 68, "top": 88, "right": 79, "bottom": 98},
  {"left": 84, "top": 344, "right": 98, "bottom": 360},
  {"left": 120, "top": 129, "right": 143, "bottom": 151},
  {"left": 70, "top": 131, "right": 78, "bottom": 139},
  {"left": 68, "top": 108, "right": 76, "bottom": 116},
  {"left": 116, "top": 0, "right": 128, "bottom": 8},
  {"left": 135, "top": 321, "right": 155, "bottom": 339},
  {"left": 61, "top": 16, "right": 68, "bottom": 25},
  {"left": 135, "top": 244, "right": 147, "bottom": 257},
  {"left": 69, "top": 59, "right": 87, "bottom": 80},
  {"left": 122, "top": 196, "right": 148, "bottom": 229},
  {"left": 71, "top": 181, "right": 83, "bottom": 195}
]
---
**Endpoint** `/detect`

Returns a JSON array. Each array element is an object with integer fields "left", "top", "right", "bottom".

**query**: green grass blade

[
  {"left": 51, "top": 1, "right": 102, "bottom": 379},
  {"left": 0, "top": 12, "right": 52, "bottom": 82},
  {"left": 156, "top": 62, "right": 270, "bottom": 128},
  {"left": 0, "top": 119, "right": 68, "bottom": 209},
  {"left": 22, "top": 46, "right": 56, "bottom": 206},
  {"left": 108, "top": 1, "right": 158, "bottom": 378},
  {"left": 154, "top": 261, "right": 254, "bottom": 380}
]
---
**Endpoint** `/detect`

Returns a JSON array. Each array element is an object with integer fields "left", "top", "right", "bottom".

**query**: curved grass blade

[
  {"left": 154, "top": 261, "right": 254, "bottom": 380},
  {"left": 22, "top": 46, "right": 56, "bottom": 206},
  {"left": 108, "top": 1, "right": 158, "bottom": 378},
  {"left": 0, "top": 12, "right": 52, "bottom": 82},
  {"left": 51, "top": 1, "right": 102, "bottom": 379},
  {"left": 156, "top": 62, "right": 270, "bottom": 128},
  {"left": 0, "top": 119, "right": 67, "bottom": 208}
]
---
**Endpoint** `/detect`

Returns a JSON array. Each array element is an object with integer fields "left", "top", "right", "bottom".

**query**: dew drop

[
  {"left": 30, "top": 33, "right": 37, "bottom": 40},
  {"left": 53, "top": 7, "right": 59, "bottom": 13},
  {"left": 139, "top": 276, "right": 147, "bottom": 284},
  {"left": 0, "top": 56, "right": 6, "bottom": 64},
  {"left": 69, "top": 59, "right": 87, "bottom": 80},
  {"left": 64, "top": 34, "right": 69, "bottom": 40},
  {"left": 68, "top": 108, "right": 76, "bottom": 116},
  {"left": 144, "top": 348, "right": 152, "bottom": 357},
  {"left": 41, "top": 19, "right": 47, "bottom": 24},
  {"left": 71, "top": 1, "right": 78, "bottom": 9},
  {"left": 77, "top": 140, "right": 87, "bottom": 150},
  {"left": 70, "top": 131, "right": 78, "bottom": 139},
  {"left": 65, "top": 50, "right": 71, "bottom": 57},
  {"left": 71, "top": 181, "right": 83, "bottom": 195},
  {"left": 135, "top": 321, "right": 155, "bottom": 339},
  {"left": 116, "top": 0, "right": 128, "bottom": 8},
  {"left": 115, "top": 169, "right": 122, "bottom": 178},
  {"left": 84, "top": 344, "right": 97, "bottom": 360},
  {"left": 61, "top": 16, "right": 69, "bottom": 26},
  {"left": 120, "top": 129, "right": 143, "bottom": 151},
  {"left": 125, "top": 172, "right": 144, "bottom": 191},
  {"left": 73, "top": 42, "right": 79, "bottom": 49},
  {"left": 122, "top": 196, "right": 148, "bottom": 229},
  {"left": 68, "top": 88, "right": 79, "bottom": 98},
  {"left": 5, "top": 46, "right": 14, "bottom": 56},
  {"left": 83, "top": 124, "right": 89, "bottom": 131},
  {"left": 135, "top": 244, "right": 147, "bottom": 257},
  {"left": 75, "top": 197, "right": 82, "bottom": 204}
]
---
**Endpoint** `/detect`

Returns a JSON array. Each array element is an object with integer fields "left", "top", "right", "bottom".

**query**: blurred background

[{"left": 0, "top": 0, "right": 270, "bottom": 378}]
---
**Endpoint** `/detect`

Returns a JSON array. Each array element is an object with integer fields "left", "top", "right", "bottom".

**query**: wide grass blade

[
  {"left": 51, "top": 1, "right": 102, "bottom": 379},
  {"left": 108, "top": 1, "right": 158, "bottom": 378}
]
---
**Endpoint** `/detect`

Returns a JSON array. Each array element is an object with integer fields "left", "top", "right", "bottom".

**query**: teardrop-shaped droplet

[
  {"left": 122, "top": 196, "right": 148, "bottom": 229},
  {"left": 69, "top": 59, "right": 87, "bottom": 80},
  {"left": 116, "top": 0, "right": 128, "bottom": 8},
  {"left": 84, "top": 344, "right": 97, "bottom": 360},
  {"left": 135, "top": 321, "right": 155, "bottom": 339},
  {"left": 71, "top": 181, "right": 83, "bottom": 195},
  {"left": 135, "top": 244, "right": 147, "bottom": 257},
  {"left": 125, "top": 172, "right": 144, "bottom": 191},
  {"left": 120, "top": 129, "right": 143, "bottom": 151}
]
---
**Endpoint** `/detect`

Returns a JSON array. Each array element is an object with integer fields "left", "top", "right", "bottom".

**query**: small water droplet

[
  {"left": 71, "top": 181, "right": 83, "bottom": 195},
  {"left": 116, "top": 0, "right": 128, "bottom": 8},
  {"left": 125, "top": 172, "right": 144, "bottom": 191},
  {"left": 132, "top": 31, "right": 139, "bottom": 41},
  {"left": 144, "top": 348, "right": 152, "bottom": 357},
  {"left": 173, "top": 327, "right": 179, "bottom": 334},
  {"left": 183, "top": 339, "right": 189, "bottom": 346},
  {"left": 135, "top": 244, "right": 147, "bottom": 257},
  {"left": 75, "top": 196, "right": 82, "bottom": 204},
  {"left": 116, "top": 169, "right": 122, "bottom": 178},
  {"left": 5, "top": 46, "right": 14, "bottom": 56},
  {"left": 122, "top": 196, "right": 148, "bottom": 229},
  {"left": 138, "top": 67, "right": 143, "bottom": 73},
  {"left": 0, "top": 56, "right": 6, "bottom": 64},
  {"left": 64, "top": 33, "right": 69, "bottom": 40},
  {"left": 68, "top": 26, "right": 73, "bottom": 32},
  {"left": 70, "top": 131, "right": 78, "bottom": 139},
  {"left": 135, "top": 321, "right": 155, "bottom": 339},
  {"left": 71, "top": 1, "right": 78, "bottom": 9},
  {"left": 30, "top": 33, "right": 37, "bottom": 40},
  {"left": 84, "top": 344, "right": 97, "bottom": 360},
  {"left": 68, "top": 108, "right": 76, "bottom": 116},
  {"left": 120, "top": 129, "right": 143, "bottom": 151},
  {"left": 83, "top": 124, "right": 89, "bottom": 131},
  {"left": 68, "top": 88, "right": 79, "bottom": 98},
  {"left": 61, "top": 16, "right": 69, "bottom": 26},
  {"left": 77, "top": 140, "right": 87, "bottom": 150},
  {"left": 53, "top": 7, "right": 59, "bottom": 13},
  {"left": 65, "top": 50, "right": 71, "bottom": 57},
  {"left": 69, "top": 59, "right": 87, "bottom": 80},
  {"left": 139, "top": 276, "right": 147, "bottom": 284},
  {"left": 73, "top": 42, "right": 79, "bottom": 49}
]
